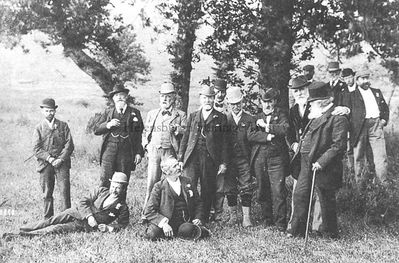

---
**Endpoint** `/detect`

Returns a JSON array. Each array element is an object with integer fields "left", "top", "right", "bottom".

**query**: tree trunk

[
  {"left": 63, "top": 45, "right": 116, "bottom": 95},
  {"left": 258, "top": 0, "right": 294, "bottom": 112}
]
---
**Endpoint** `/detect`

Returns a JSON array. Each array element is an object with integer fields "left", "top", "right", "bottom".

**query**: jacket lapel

[
  {"left": 309, "top": 107, "right": 333, "bottom": 134},
  {"left": 170, "top": 108, "right": 180, "bottom": 124},
  {"left": 205, "top": 109, "right": 218, "bottom": 125}
]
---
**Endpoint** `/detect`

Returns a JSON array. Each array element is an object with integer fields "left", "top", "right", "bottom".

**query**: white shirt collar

[
  {"left": 232, "top": 111, "right": 243, "bottom": 125},
  {"left": 116, "top": 104, "right": 127, "bottom": 114},
  {"left": 348, "top": 84, "right": 356, "bottom": 92},
  {"left": 167, "top": 177, "right": 181, "bottom": 196},
  {"left": 45, "top": 118, "right": 56, "bottom": 129}
]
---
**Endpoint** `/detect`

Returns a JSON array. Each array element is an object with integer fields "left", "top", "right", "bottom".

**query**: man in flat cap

[
  {"left": 13, "top": 172, "right": 129, "bottom": 236},
  {"left": 248, "top": 88, "right": 289, "bottom": 231},
  {"left": 343, "top": 66, "right": 389, "bottom": 190},
  {"left": 179, "top": 85, "right": 228, "bottom": 222},
  {"left": 142, "top": 82, "right": 186, "bottom": 213},
  {"left": 303, "top": 65, "right": 315, "bottom": 83},
  {"left": 94, "top": 84, "right": 144, "bottom": 194},
  {"left": 144, "top": 158, "right": 208, "bottom": 240},
  {"left": 288, "top": 82, "right": 348, "bottom": 239},
  {"left": 213, "top": 78, "right": 229, "bottom": 114},
  {"left": 33, "top": 98, "right": 74, "bottom": 219},
  {"left": 223, "top": 86, "right": 255, "bottom": 227}
]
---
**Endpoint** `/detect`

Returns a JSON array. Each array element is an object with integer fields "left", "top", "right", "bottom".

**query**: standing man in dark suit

[
  {"left": 248, "top": 88, "right": 289, "bottom": 231},
  {"left": 213, "top": 78, "right": 229, "bottom": 114},
  {"left": 144, "top": 158, "right": 207, "bottom": 240},
  {"left": 94, "top": 84, "right": 144, "bottom": 190},
  {"left": 17, "top": 172, "right": 130, "bottom": 235},
  {"left": 303, "top": 65, "right": 315, "bottom": 82},
  {"left": 326, "top": 61, "right": 349, "bottom": 107},
  {"left": 179, "top": 85, "right": 228, "bottom": 222},
  {"left": 287, "top": 82, "right": 348, "bottom": 238},
  {"left": 224, "top": 86, "right": 254, "bottom": 227},
  {"left": 345, "top": 67, "right": 389, "bottom": 189},
  {"left": 33, "top": 98, "right": 74, "bottom": 219}
]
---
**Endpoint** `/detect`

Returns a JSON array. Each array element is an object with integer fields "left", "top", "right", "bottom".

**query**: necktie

[
  {"left": 162, "top": 110, "right": 171, "bottom": 116},
  {"left": 215, "top": 102, "right": 223, "bottom": 108}
]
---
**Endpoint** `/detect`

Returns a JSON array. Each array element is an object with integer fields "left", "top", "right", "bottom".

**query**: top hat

[
  {"left": 109, "top": 83, "right": 130, "bottom": 98},
  {"left": 199, "top": 85, "right": 216, "bottom": 96},
  {"left": 212, "top": 79, "right": 227, "bottom": 91},
  {"left": 109, "top": 172, "right": 129, "bottom": 184},
  {"left": 159, "top": 83, "right": 176, "bottom": 94},
  {"left": 341, "top": 68, "right": 355, "bottom": 78},
  {"left": 327, "top": 61, "right": 341, "bottom": 72},
  {"left": 303, "top": 64, "right": 315, "bottom": 72},
  {"left": 177, "top": 223, "right": 202, "bottom": 241},
  {"left": 40, "top": 98, "right": 58, "bottom": 109},
  {"left": 290, "top": 75, "right": 309, "bottom": 89},
  {"left": 356, "top": 66, "right": 371, "bottom": 78},
  {"left": 260, "top": 88, "right": 279, "bottom": 101},
  {"left": 307, "top": 82, "right": 331, "bottom": 102},
  {"left": 226, "top": 86, "right": 243, "bottom": 104}
]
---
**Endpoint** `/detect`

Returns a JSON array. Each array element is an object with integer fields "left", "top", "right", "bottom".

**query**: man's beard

[
  {"left": 295, "top": 97, "right": 308, "bottom": 106},
  {"left": 359, "top": 82, "right": 370, "bottom": 90},
  {"left": 308, "top": 106, "right": 323, "bottom": 119}
]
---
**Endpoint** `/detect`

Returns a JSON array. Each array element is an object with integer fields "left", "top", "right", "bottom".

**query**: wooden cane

[{"left": 305, "top": 169, "right": 317, "bottom": 246}]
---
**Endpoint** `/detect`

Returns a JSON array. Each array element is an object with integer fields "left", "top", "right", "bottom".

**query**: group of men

[{"left": 8, "top": 61, "right": 389, "bottom": 241}]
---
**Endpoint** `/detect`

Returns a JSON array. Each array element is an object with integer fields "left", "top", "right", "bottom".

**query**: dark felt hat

[
  {"left": 212, "top": 79, "right": 227, "bottom": 91},
  {"left": 109, "top": 83, "right": 129, "bottom": 98},
  {"left": 341, "top": 68, "right": 355, "bottom": 77},
  {"left": 307, "top": 82, "right": 332, "bottom": 102},
  {"left": 177, "top": 223, "right": 202, "bottom": 241},
  {"left": 327, "top": 61, "right": 341, "bottom": 72},
  {"left": 40, "top": 98, "right": 58, "bottom": 109},
  {"left": 303, "top": 64, "right": 315, "bottom": 71},
  {"left": 290, "top": 75, "right": 309, "bottom": 89},
  {"left": 260, "top": 88, "right": 279, "bottom": 101}
]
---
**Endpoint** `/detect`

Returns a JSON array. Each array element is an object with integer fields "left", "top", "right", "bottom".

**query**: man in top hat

[
  {"left": 142, "top": 82, "right": 187, "bottom": 212},
  {"left": 343, "top": 66, "right": 389, "bottom": 189},
  {"left": 213, "top": 78, "right": 229, "bottom": 114},
  {"left": 15, "top": 172, "right": 130, "bottom": 236},
  {"left": 33, "top": 98, "right": 74, "bottom": 219},
  {"left": 341, "top": 68, "right": 357, "bottom": 92},
  {"left": 287, "top": 82, "right": 348, "bottom": 238},
  {"left": 223, "top": 86, "right": 255, "bottom": 227},
  {"left": 144, "top": 158, "right": 208, "bottom": 241},
  {"left": 248, "top": 88, "right": 289, "bottom": 231},
  {"left": 94, "top": 83, "right": 144, "bottom": 191},
  {"left": 179, "top": 85, "right": 228, "bottom": 222},
  {"left": 303, "top": 65, "right": 315, "bottom": 82}
]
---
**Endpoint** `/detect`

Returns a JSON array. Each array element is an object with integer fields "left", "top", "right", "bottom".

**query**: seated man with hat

[
  {"left": 144, "top": 158, "right": 209, "bottom": 241},
  {"left": 13, "top": 172, "right": 130, "bottom": 236}
]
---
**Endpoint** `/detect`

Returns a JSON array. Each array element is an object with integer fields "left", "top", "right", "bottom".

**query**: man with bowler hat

[
  {"left": 288, "top": 82, "right": 348, "bottom": 238},
  {"left": 248, "top": 88, "right": 289, "bottom": 231},
  {"left": 341, "top": 68, "right": 357, "bottom": 92},
  {"left": 94, "top": 83, "right": 144, "bottom": 190},
  {"left": 224, "top": 86, "right": 255, "bottom": 227},
  {"left": 179, "top": 85, "right": 228, "bottom": 222},
  {"left": 142, "top": 82, "right": 187, "bottom": 212},
  {"left": 33, "top": 98, "right": 74, "bottom": 219}
]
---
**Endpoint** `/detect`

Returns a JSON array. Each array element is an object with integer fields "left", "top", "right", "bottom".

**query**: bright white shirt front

[
  {"left": 358, "top": 87, "right": 380, "bottom": 118},
  {"left": 232, "top": 110, "right": 243, "bottom": 125},
  {"left": 166, "top": 177, "right": 181, "bottom": 196}
]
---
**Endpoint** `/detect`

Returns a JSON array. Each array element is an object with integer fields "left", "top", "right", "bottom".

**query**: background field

[{"left": 1, "top": 27, "right": 399, "bottom": 262}]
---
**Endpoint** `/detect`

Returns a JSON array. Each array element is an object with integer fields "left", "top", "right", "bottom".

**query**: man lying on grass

[
  {"left": 143, "top": 157, "right": 210, "bottom": 241},
  {"left": 4, "top": 172, "right": 129, "bottom": 237}
]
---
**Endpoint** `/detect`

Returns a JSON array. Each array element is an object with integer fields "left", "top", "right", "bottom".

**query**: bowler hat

[
  {"left": 212, "top": 79, "right": 227, "bottom": 91},
  {"left": 341, "top": 68, "right": 355, "bottom": 78},
  {"left": 307, "top": 82, "right": 332, "bottom": 102},
  {"left": 199, "top": 85, "right": 216, "bottom": 96},
  {"left": 290, "top": 75, "right": 309, "bottom": 89},
  {"left": 327, "top": 61, "right": 341, "bottom": 72},
  {"left": 303, "top": 65, "right": 315, "bottom": 72},
  {"left": 109, "top": 172, "right": 129, "bottom": 184},
  {"left": 260, "top": 88, "right": 279, "bottom": 101},
  {"left": 40, "top": 98, "right": 58, "bottom": 109},
  {"left": 159, "top": 83, "right": 176, "bottom": 94},
  {"left": 226, "top": 86, "right": 243, "bottom": 104},
  {"left": 109, "top": 83, "right": 129, "bottom": 98},
  {"left": 177, "top": 223, "right": 202, "bottom": 241},
  {"left": 356, "top": 66, "right": 371, "bottom": 78}
]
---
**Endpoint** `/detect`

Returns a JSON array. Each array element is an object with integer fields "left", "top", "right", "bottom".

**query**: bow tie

[
  {"left": 162, "top": 110, "right": 171, "bottom": 116},
  {"left": 215, "top": 102, "right": 223, "bottom": 108}
]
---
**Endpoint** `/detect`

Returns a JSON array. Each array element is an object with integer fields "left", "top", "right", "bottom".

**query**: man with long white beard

[{"left": 288, "top": 82, "right": 348, "bottom": 239}]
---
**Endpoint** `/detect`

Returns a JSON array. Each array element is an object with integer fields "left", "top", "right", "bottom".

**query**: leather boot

[
  {"left": 213, "top": 194, "right": 225, "bottom": 221},
  {"left": 226, "top": 206, "right": 238, "bottom": 226},
  {"left": 242, "top": 206, "right": 253, "bottom": 227}
]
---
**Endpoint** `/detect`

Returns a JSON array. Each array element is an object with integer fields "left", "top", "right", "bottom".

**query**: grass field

[{"left": 1, "top": 34, "right": 399, "bottom": 262}]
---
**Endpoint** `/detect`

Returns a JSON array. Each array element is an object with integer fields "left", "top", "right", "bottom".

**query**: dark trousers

[
  {"left": 101, "top": 140, "right": 132, "bottom": 188},
  {"left": 253, "top": 147, "right": 287, "bottom": 227},
  {"left": 288, "top": 154, "right": 338, "bottom": 237},
  {"left": 145, "top": 210, "right": 188, "bottom": 240},
  {"left": 40, "top": 164, "right": 71, "bottom": 219},
  {"left": 184, "top": 145, "right": 217, "bottom": 222},
  {"left": 224, "top": 156, "right": 253, "bottom": 207},
  {"left": 20, "top": 208, "right": 89, "bottom": 235}
]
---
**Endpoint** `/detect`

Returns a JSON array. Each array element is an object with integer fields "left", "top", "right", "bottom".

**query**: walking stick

[{"left": 305, "top": 169, "right": 317, "bottom": 246}]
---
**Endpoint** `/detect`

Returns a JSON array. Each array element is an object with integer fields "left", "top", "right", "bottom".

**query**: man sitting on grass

[
  {"left": 143, "top": 158, "right": 209, "bottom": 241},
  {"left": 5, "top": 172, "right": 129, "bottom": 237}
]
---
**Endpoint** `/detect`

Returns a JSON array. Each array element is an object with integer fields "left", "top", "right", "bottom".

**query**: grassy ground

[{"left": 1, "top": 36, "right": 399, "bottom": 262}]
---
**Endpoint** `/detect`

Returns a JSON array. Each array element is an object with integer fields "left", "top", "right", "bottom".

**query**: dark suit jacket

[
  {"left": 67, "top": 187, "right": 129, "bottom": 231},
  {"left": 226, "top": 111, "right": 254, "bottom": 160},
  {"left": 33, "top": 119, "right": 74, "bottom": 172},
  {"left": 94, "top": 106, "right": 144, "bottom": 170},
  {"left": 292, "top": 107, "right": 349, "bottom": 189},
  {"left": 144, "top": 176, "right": 204, "bottom": 225},
  {"left": 327, "top": 80, "right": 349, "bottom": 106},
  {"left": 343, "top": 86, "right": 389, "bottom": 147},
  {"left": 248, "top": 108, "right": 290, "bottom": 167},
  {"left": 178, "top": 109, "right": 228, "bottom": 167}
]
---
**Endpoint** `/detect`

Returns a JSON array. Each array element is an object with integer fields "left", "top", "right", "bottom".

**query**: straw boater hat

[
  {"left": 199, "top": 85, "right": 216, "bottom": 96},
  {"left": 159, "top": 83, "right": 176, "bottom": 94},
  {"left": 109, "top": 172, "right": 129, "bottom": 184},
  {"left": 356, "top": 66, "right": 371, "bottom": 78},
  {"left": 40, "top": 98, "right": 58, "bottom": 109},
  {"left": 226, "top": 86, "right": 243, "bottom": 104}
]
